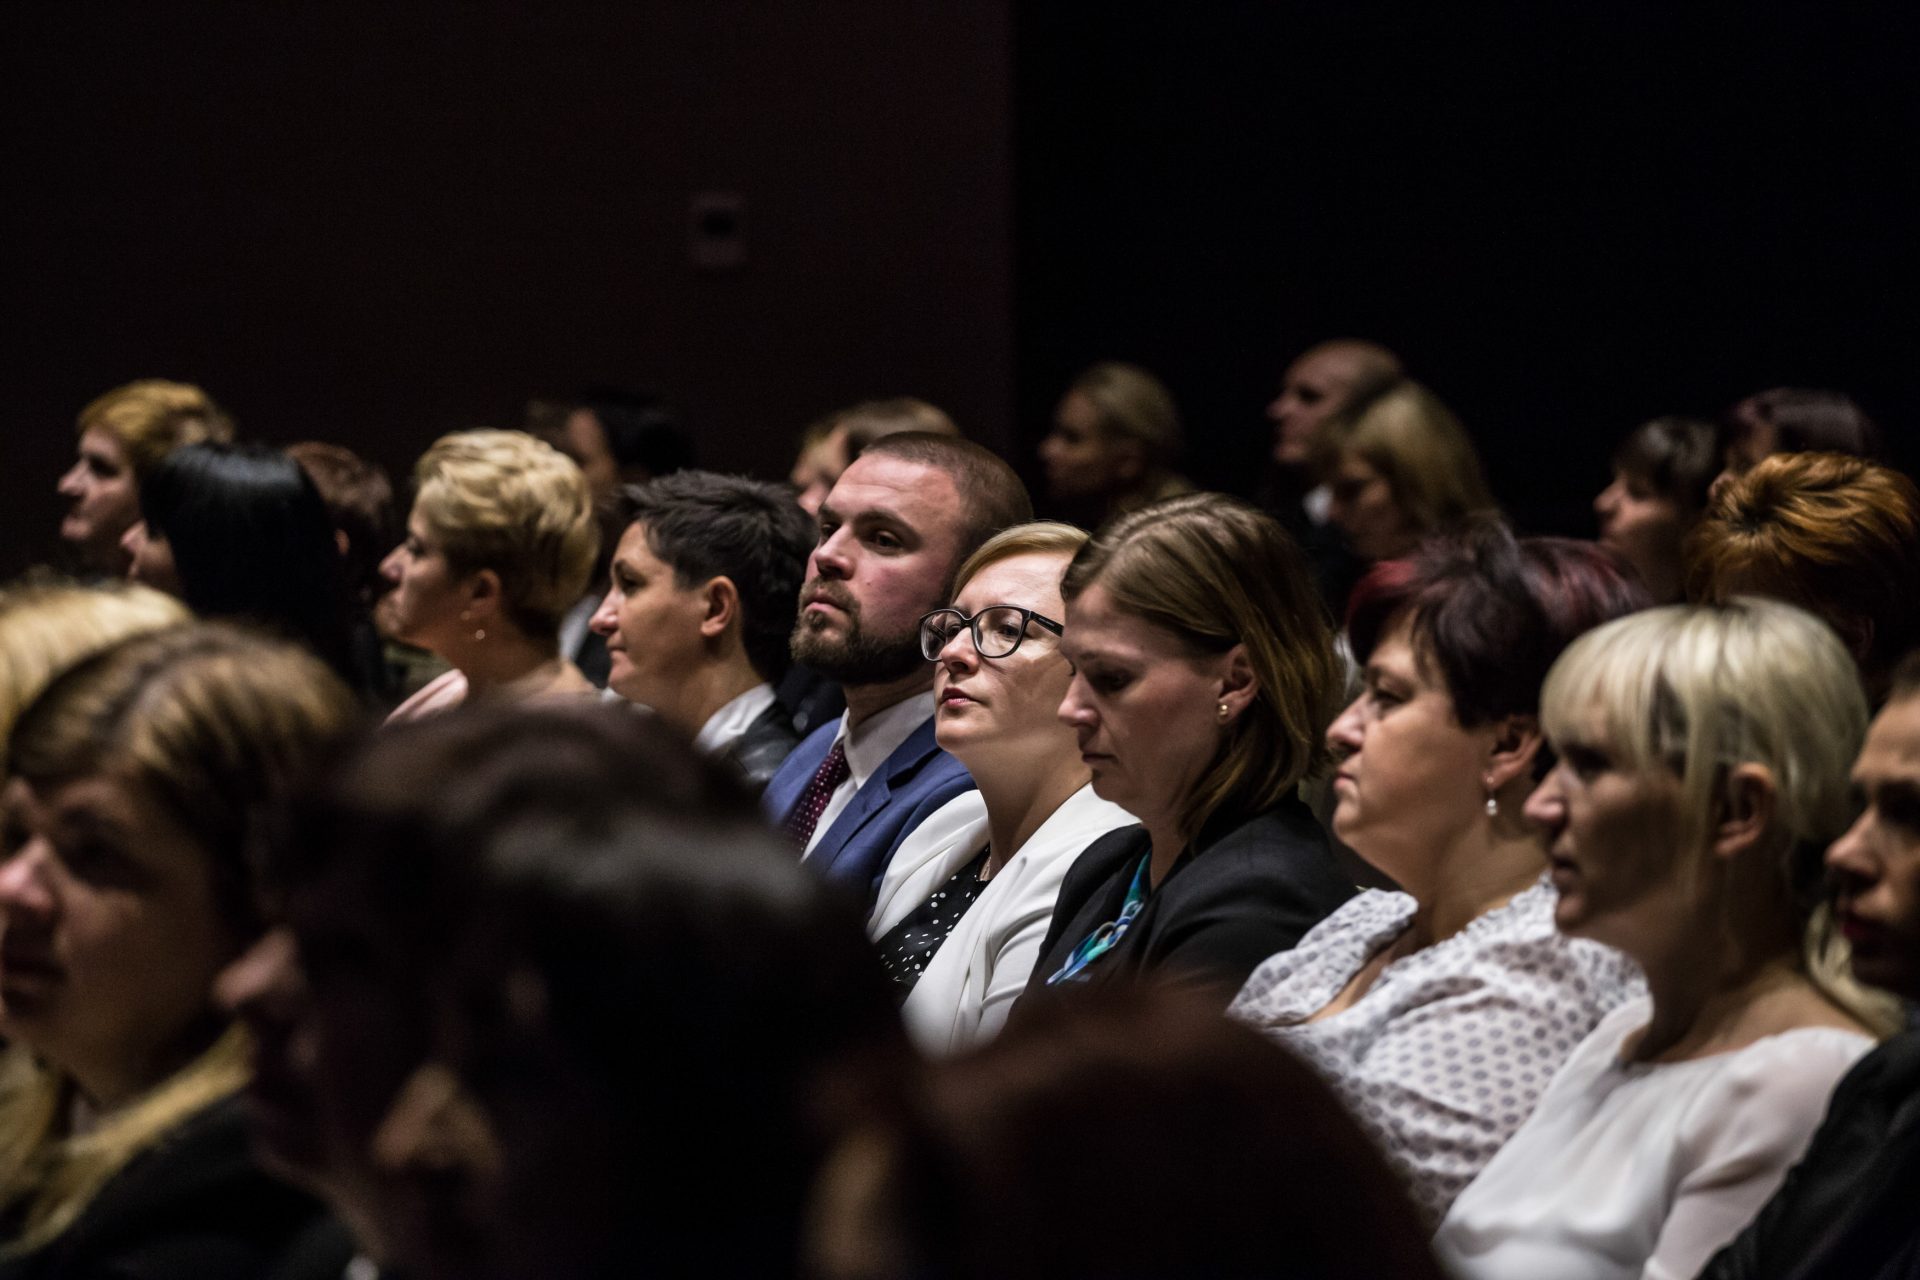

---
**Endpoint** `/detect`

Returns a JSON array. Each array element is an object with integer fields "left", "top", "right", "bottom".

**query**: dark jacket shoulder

[
  {"left": 0, "top": 1094, "right": 331, "bottom": 1280},
  {"left": 718, "top": 699, "right": 803, "bottom": 791}
]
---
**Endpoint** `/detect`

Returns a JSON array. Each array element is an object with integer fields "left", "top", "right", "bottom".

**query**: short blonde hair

[
  {"left": 952, "top": 521, "right": 1090, "bottom": 598},
  {"left": 0, "top": 579, "right": 189, "bottom": 773},
  {"left": 412, "top": 430, "right": 599, "bottom": 636},
  {"left": 76, "top": 380, "right": 234, "bottom": 480},
  {"left": 1063, "top": 494, "right": 1342, "bottom": 838},
  {"left": 1541, "top": 599, "right": 1897, "bottom": 1032},
  {"left": 1320, "top": 379, "right": 1493, "bottom": 537},
  {"left": 1070, "top": 362, "right": 1183, "bottom": 470}
]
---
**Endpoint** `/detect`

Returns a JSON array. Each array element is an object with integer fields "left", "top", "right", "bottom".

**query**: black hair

[
  {"left": 1611, "top": 416, "right": 1720, "bottom": 516},
  {"left": 615, "top": 471, "right": 815, "bottom": 682},
  {"left": 577, "top": 386, "right": 694, "bottom": 478},
  {"left": 139, "top": 443, "right": 356, "bottom": 680}
]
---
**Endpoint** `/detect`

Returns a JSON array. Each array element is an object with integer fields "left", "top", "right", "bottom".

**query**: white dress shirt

[
  {"left": 692, "top": 682, "right": 778, "bottom": 757},
  {"left": 802, "top": 690, "right": 937, "bottom": 859}
]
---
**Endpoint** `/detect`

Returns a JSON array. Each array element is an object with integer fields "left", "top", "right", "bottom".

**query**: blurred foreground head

[{"left": 256, "top": 702, "right": 903, "bottom": 1280}]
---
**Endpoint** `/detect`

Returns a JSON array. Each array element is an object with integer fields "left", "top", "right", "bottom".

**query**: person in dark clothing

[{"left": 1698, "top": 656, "right": 1920, "bottom": 1280}]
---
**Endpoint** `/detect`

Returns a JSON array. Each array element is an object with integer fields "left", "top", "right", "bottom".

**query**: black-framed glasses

[{"left": 918, "top": 606, "right": 1064, "bottom": 661}]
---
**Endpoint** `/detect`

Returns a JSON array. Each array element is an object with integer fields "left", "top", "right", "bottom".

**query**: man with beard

[{"left": 765, "top": 432, "right": 1032, "bottom": 907}]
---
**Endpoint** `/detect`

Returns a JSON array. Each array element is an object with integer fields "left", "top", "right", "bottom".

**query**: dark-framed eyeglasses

[{"left": 918, "top": 606, "right": 1064, "bottom": 661}]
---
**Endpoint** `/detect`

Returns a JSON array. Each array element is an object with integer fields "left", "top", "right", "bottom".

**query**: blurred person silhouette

[
  {"left": 809, "top": 986, "right": 1444, "bottom": 1280},
  {"left": 123, "top": 443, "right": 358, "bottom": 685},
  {"left": 376, "top": 430, "right": 599, "bottom": 721},
  {"left": 790, "top": 398, "right": 961, "bottom": 519},
  {"left": 1036, "top": 362, "right": 1191, "bottom": 530},
  {"left": 287, "top": 441, "right": 403, "bottom": 705},
  {"left": 590, "top": 471, "right": 815, "bottom": 789},
  {"left": 55, "top": 380, "right": 233, "bottom": 576},
  {"left": 1592, "top": 416, "right": 1719, "bottom": 603},
  {"left": 1687, "top": 451, "right": 1920, "bottom": 706},
  {"left": 0, "top": 625, "right": 358, "bottom": 1278},
  {"left": 1720, "top": 387, "right": 1881, "bottom": 483},
  {"left": 225, "top": 702, "right": 906, "bottom": 1280},
  {"left": 1027, "top": 494, "right": 1355, "bottom": 1002}
]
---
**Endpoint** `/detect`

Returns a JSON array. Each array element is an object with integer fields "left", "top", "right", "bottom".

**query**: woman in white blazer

[{"left": 868, "top": 522, "right": 1134, "bottom": 1053}]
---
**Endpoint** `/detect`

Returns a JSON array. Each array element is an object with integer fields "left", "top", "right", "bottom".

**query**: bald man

[{"left": 1267, "top": 339, "right": 1402, "bottom": 471}]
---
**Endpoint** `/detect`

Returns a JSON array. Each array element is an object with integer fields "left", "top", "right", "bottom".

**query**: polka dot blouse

[
  {"left": 876, "top": 848, "right": 990, "bottom": 993},
  {"left": 1229, "top": 877, "right": 1644, "bottom": 1223}
]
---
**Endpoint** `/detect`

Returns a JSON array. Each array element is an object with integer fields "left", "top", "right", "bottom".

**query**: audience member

[
  {"left": 1437, "top": 599, "right": 1896, "bottom": 1279},
  {"left": 0, "top": 580, "right": 187, "bottom": 769},
  {"left": 236, "top": 703, "right": 906, "bottom": 1280},
  {"left": 764, "top": 433, "right": 1030, "bottom": 907},
  {"left": 377, "top": 429, "right": 600, "bottom": 720},
  {"left": 559, "top": 386, "right": 692, "bottom": 505},
  {"left": 1700, "top": 651, "right": 1920, "bottom": 1279},
  {"left": 55, "top": 379, "right": 233, "bottom": 576},
  {"left": 1027, "top": 493, "right": 1355, "bottom": 1000},
  {"left": 1687, "top": 451, "right": 1920, "bottom": 705},
  {"left": 589, "top": 470, "right": 815, "bottom": 788},
  {"left": 124, "top": 443, "right": 359, "bottom": 685},
  {"left": 1314, "top": 376, "right": 1495, "bottom": 572},
  {"left": 1593, "top": 415, "right": 1719, "bottom": 602},
  {"left": 1268, "top": 338, "right": 1404, "bottom": 475},
  {"left": 1231, "top": 520, "right": 1648, "bottom": 1220},
  {"left": 790, "top": 398, "right": 961, "bottom": 518},
  {"left": 287, "top": 441, "right": 403, "bottom": 705},
  {"left": 0, "top": 625, "right": 357, "bottom": 1277},
  {"left": 1036, "top": 362, "right": 1191, "bottom": 529},
  {"left": 808, "top": 987, "right": 1445, "bottom": 1280},
  {"left": 1721, "top": 386, "right": 1882, "bottom": 480},
  {"left": 868, "top": 522, "right": 1134, "bottom": 1050}
]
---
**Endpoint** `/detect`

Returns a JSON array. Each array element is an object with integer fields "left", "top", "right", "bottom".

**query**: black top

[
  {"left": 1025, "top": 796, "right": 1356, "bottom": 1004},
  {"left": 0, "top": 1094, "right": 331, "bottom": 1280},
  {"left": 716, "top": 698, "right": 803, "bottom": 791},
  {"left": 1699, "top": 1027, "right": 1920, "bottom": 1280},
  {"left": 875, "top": 848, "right": 991, "bottom": 992}
]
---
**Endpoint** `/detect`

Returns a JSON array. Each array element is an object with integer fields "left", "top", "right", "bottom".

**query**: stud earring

[
  {"left": 1484, "top": 776, "right": 1499, "bottom": 818},
  {"left": 1217, "top": 701, "right": 1231, "bottom": 722},
  {"left": 473, "top": 626, "right": 487, "bottom": 642}
]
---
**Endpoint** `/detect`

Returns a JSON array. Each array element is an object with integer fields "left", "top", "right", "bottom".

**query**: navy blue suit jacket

[{"left": 763, "top": 714, "right": 976, "bottom": 908}]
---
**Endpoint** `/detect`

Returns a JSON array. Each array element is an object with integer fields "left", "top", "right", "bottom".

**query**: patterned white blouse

[{"left": 1228, "top": 878, "right": 1642, "bottom": 1222}]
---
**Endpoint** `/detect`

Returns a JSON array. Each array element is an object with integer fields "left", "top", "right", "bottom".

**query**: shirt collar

[
  {"left": 692, "top": 683, "right": 778, "bottom": 755},
  {"left": 837, "top": 689, "right": 937, "bottom": 789}
]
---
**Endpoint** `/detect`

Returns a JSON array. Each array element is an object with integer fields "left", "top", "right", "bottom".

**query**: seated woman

[
  {"left": 867, "top": 522, "right": 1135, "bottom": 1051},
  {"left": 1314, "top": 376, "right": 1494, "bottom": 579},
  {"left": 1436, "top": 599, "right": 1895, "bottom": 1279},
  {"left": 378, "top": 429, "right": 600, "bottom": 719},
  {"left": 810, "top": 987, "right": 1445, "bottom": 1280},
  {"left": 254, "top": 703, "right": 906, "bottom": 1280},
  {"left": 1230, "top": 520, "right": 1647, "bottom": 1222},
  {"left": 589, "top": 470, "right": 815, "bottom": 787},
  {"left": 1592, "top": 415, "right": 1718, "bottom": 603},
  {"left": 123, "top": 443, "right": 359, "bottom": 685},
  {"left": 1025, "top": 493, "right": 1356, "bottom": 1001},
  {"left": 1037, "top": 362, "right": 1191, "bottom": 530},
  {"left": 0, "top": 625, "right": 358, "bottom": 1278}
]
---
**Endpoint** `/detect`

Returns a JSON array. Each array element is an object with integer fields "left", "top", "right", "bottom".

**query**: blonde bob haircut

[
  {"left": 952, "top": 521, "right": 1090, "bottom": 599},
  {"left": 0, "top": 624, "right": 359, "bottom": 1255},
  {"left": 75, "top": 380, "right": 234, "bottom": 480},
  {"left": 0, "top": 579, "right": 189, "bottom": 772},
  {"left": 1318, "top": 378, "right": 1494, "bottom": 538},
  {"left": 1062, "top": 493, "right": 1342, "bottom": 840},
  {"left": 1540, "top": 598, "right": 1897, "bottom": 1034},
  {"left": 410, "top": 429, "right": 599, "bottom": 637}
]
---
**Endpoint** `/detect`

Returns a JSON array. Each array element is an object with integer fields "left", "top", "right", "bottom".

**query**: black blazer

[
  {"left": 1025, "top": 796, "right": 1356, "bottom": 1003},
  {"left": 0, "top": 1094, "right": 330, "bottom": 1280},
  {"left": 1699, "top": 1028, "right": 1920, "bottom": 1280},
  {"left": 716, "top": 698, "right": 803, "bottom": 792}
]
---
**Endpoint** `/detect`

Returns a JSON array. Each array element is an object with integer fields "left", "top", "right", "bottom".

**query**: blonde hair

[
  {"left": 412, "top": 429, "right": 599, "bottom": 636},
  {"left": 1070, "top": 363, "right": 1183, "bottom": 470},
  {"left": 1062, "top": 494, "right": 1342, "bottom": 838},
  {"left": 1320, "top": 378, "right": 1494, "bottom": 536},
  {"left": 75, "top": 380, "right": 233, "bottom": 479},
  {"left": 953, "top": 521, "right": 1089, "bottom": 597},
  {"left": 1540, "top": 599, "right": 1899, "bottom": 1035},
  {"left": 0, "top": 580, "right": 189, "bottom": 771},
  {"left": 0, "top": 625, "right": 359, "bottom": 1254}
]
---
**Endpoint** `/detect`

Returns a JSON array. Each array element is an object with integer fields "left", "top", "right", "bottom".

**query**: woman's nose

[{"left": 1326, "top": 694, "right": 1365, "bottom": 754}]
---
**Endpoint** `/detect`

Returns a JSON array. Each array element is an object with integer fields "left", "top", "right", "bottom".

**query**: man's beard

[{"left": 790, "top": 582, "right": 928, "bottom": 686}]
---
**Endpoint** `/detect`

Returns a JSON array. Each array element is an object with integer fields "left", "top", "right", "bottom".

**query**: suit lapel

[
  {"left": 762, "top": 724, "right": 835, "bottom": 826},
  {"left": 812, "top": 717, "right": 940, "bottom": 880}
]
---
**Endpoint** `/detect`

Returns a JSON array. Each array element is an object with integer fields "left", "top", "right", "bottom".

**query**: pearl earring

[{"left": 1217, "top": 701, "right": 1231, "bottom": 722}]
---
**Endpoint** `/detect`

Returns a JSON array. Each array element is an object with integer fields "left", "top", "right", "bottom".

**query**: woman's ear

[
  {"left": 1485, "top": 714, "right": 1545, "bottom": 792},
  {"left": 1216, "top": 644, "right": 1260, "bottom": 722},
  {"left": 700, "top": 576, "right": 741, "bottom": 641},
  {"left": 1711, "top": 763, "right": 1777, "bottom": 862},
  {"left": 462, "top": 568, "right": 505, "bottom": 621}
]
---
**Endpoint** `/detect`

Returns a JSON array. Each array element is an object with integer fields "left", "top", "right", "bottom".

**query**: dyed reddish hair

[
  {"left": 1346, "top": 517, "right": 1650, "bottom": 731},
  {"left": 1687, "top": 451, "right": 1920, "bottom": 698}
]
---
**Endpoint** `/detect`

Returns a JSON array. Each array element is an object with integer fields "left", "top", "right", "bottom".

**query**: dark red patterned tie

[{"left": 783, "top": 740, "right": 850, "bottom": 848}]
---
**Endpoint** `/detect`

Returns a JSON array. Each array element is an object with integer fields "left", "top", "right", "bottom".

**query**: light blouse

[
  {"left": 1435, "top": 994, "right": 1873, "bottom": 1280},
  {"left": 1228, "top": 878, "right": 1642, "bottom": 1221}
]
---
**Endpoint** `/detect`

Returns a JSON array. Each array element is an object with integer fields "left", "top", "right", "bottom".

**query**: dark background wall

[
  {"left": 1013, "top": 2, "right": 1920, "bottom": 537},
  {"left": 3, "top": 2, "right": 1013, "bottom": 578},
  {"left": 7, "top": 4, "right": 1917, "bottom": 577}
]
